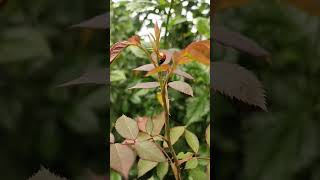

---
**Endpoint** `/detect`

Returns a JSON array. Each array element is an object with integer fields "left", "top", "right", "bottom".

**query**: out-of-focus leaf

[
  {"left": 185, "top": 95, "right": 209, "bottom": 125},
  {"left": 173, "top": 69, "right": 194, "bottom": 80},
  {"left": 157, "top": 161, "right": 169, "bottom": 180},
  {"left": 284, "top": 0, "right": 320, "bottom": 16},
  {"left": 145, "top": 64, "right": 170, "bottom": 77},
  {"left": 111, "top": 70, "right": 126, "bottom": 82},
  {"left": 134, "top": 140, "right": 166, "bottom": 162},
  {"left": 129, "top": 82, "right": 160, "bottom": 89},
  {"left": 212, "top": 62, "right": 267, "bottom": 111},
  {"left": 136, "top": 116, "right": 148, "bottom": 132},
  {"left": 27, "top": 167, "right": 68, "bottom": 180},
  {"left": 168, "top": 81, "right": 193, "bottom": 96},
  {"left": 195, "top": 17, "right": 210, "bottom": 37},
  {"left": 185, "top": 130, "right": 200, "bottom": 153},
  {"left": 164, "top": 126, "right": 185, "bottom": 147},
  {"left": 189, "top": 168, "right": 208, "bottom": 180},
  {"left": 57, "top": 68, "right": 107, "bottom": 87},
  {"left": 115, "top": 115, "right": 139, "bottom": 140},
  {"left": 213, "top": 25, "right": 270, "bottom": 60},
  {"left": 185, "top": 158, "right": 198, "bottom": 169},
  {"left": 206, "top": 125, "right": 210, "bottom": 146},
  {"left": 110, "top": 41, "right": 130, "bottom": 64},
  {"left": 183, "top": 40, "right": 210, "bottom": 65},
  {"left": 110, "top": 133, "right": 115, "bottom": 144},
  {"left": 0, "top": 28, "right": 52, "bottom": 63},
  {"left": 138, "top": 159, "right": 158, "bottom": 178},
  {"left": 110, "top": 143, "right": 136, "bottom": 179},
  {"left": 128, "top": 35, "right": 141, "bottom": 45},
  {"left": 69, "top": 13, "right": 109, "bottom": 30}
]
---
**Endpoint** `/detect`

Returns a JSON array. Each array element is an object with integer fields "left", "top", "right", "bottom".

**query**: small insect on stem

[{"left": 158, "top": 52, "right": 166, "bottom": 65}]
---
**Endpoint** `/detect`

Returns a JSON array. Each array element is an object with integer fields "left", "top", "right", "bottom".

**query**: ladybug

[{"left": 158, "top": 52, "right": 166, "bottom": 65}]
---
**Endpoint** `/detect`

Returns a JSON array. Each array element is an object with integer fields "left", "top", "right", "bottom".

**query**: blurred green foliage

[
  {"left": 214, "top": 0, "right": 320, "bottom": 180},
  {"left": 0, "top": 0, "right": 107, "bottom": 179},
  {"left": 110, "top": 0, "right": 210, "bottom": 179}
]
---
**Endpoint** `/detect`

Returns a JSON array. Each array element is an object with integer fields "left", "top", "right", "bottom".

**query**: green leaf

[
  {"left": 110, "top": 143, "right": 136, "bottom": 179},
  {"left": 163, "top": 126, "right": 186, "bottom": 147},
  {"left": 138, "top": 159, "right": 158, "bottom": 178},
  {"left": 115, "top": 115, "right": 139, "bottom": 140},
  {"left": 196, "top": 17, "right": 210, "bottom": 38},
  {"left": 186, "top": 95, "right": 209, "bottom": 125},
  {"left": 156, "top": 161, "right": 169, "bottom": 180},
  {"left": 189, "top": 168, "right": 208, "bottom": 180},
  {"left": 177, "top": 152, "right": 194, "bottom": 160},
  {"left": 206, "top": 125, "right": 210, "bottom": 146},
  {"left": 185, "top": 130, "right": 200, "bottom": 153},
  {"left": 185, "top": 158, "right": 198, "bottom": 169},
  {"left": 110, "top": 70, "right": 126, "bottom": 82},
  {"left": 134, "top": 140, "right": 167, "bottom": 162}
]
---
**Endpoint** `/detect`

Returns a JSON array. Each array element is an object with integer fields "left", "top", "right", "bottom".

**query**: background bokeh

[
  {"left": 214, "top": 0, "right": 320, "bottom": 180},
  {"left": 110, "top": 0, "right": 210, "bottom": 179},
  {"left": 0, "top": 0, "right": 107, "bottom": 179}
]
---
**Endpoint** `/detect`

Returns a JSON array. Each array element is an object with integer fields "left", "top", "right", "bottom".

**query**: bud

[{"left": 159, "top": 52, "right": 166, "bottom": 65}]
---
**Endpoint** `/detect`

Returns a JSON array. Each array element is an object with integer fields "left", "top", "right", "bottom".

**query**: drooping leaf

[
  {"left": 133, "top": 64, "right": 155, "bottom": 71},
  {"left": 206, "top": 125, "right": 210, "bottom": 146},
  {"left": 174, "top": 69, "right": 194, "bottom": 80},
  {"left": 69, "top": 13, "right": 109, "bottom": 30},
  {"left": 213, "top": 25, "right": 270, "bottom": 60},
  {"left": 27, "top": 167, "right": 68, "bottom": 180},
  {"left": 110, "top": 41, "right": 130, "bottom": 64},
  {"left": 164, "top": 126, "right": 185, "bottom": 147},
  {"left": 185, "top": 95, "right": 209, "bottom": 125},
  {"left": 145, "top": 64, "right": 170, "bottom": 77},
  {"left": 57, "top": 68, "right": 107, "bottom": 87},
  {"left": 157, "top": 161, "right": 169, "bottom": 180},
  {"left": 134, "top": 140, "right": 166, "bottom": 162},
  {"left": 185, "top": 158, "right": 198, "bottom": 169},
  {"left": 284, "top": 0, "right": 320, "bottom": 16},
  {"left": 138, "top": 159, "right": 158, "bottom": 178},
  {"left": 183, "top": 40, "right": 210, "bottom": 65},
  {"left": 185, "top": 130, "right": 200, "bottom": 153},
  {"left": 110, "top": 143, "right": 136, "bottom": 179},
  {"left": 212, "top": 62, "right": 267, "bottom": 111},
  {"left": 168, "top": 81, "right": 193, "bottom": 96},
  {"left": 115, "top": 115, "right": 139, "bottom": 140},
  {"left": 129, "top": 82, "right": 160, "bottom": 89},
  {"left": 110, "top": 133, "right": 115, "bottom": 144},
  {"left": 128, "top": 35, "right": 141, "bottom": 45}
]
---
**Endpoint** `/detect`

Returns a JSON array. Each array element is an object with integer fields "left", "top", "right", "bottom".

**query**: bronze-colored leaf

[
  {"left": 145, "top": 64, "right": 170, "bottom": 77},
  {"left": 110, "top": 41, "right": 130, "bottom": 64},
  {"left": 212, "top": 62, "right": 267, "bottom": 111},
  {"left": 69, "top": 13, "right": 109, "bottom": 30},
  {"left": 173, "top": 69, "right": 194, "bottom": 80},
  {"left": 168, "top": 81, "right": 194, "bottom": 96},
  {"left": 184, "top": 40, "right": 210, "bottom": 65},
  {"left": 133, "top": 64, "right": 155, "bottom": 71},
  {"left": 129, "top": 82, "right": 160, "bottom": 89},
  {"left": 213, "top": 25, "right": 270, "bottom": 60},
  {"left": 128, "top": 35, "right": 141, "bottom": 45},
  {"left": 110, "top": 143, "right": 136, "bottom": 179},
  {"left": 57, "top": 68, "right": 107, "bottom": 87}
]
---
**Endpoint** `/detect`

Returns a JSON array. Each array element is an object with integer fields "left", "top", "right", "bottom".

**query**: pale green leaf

[
  {"left": 185, "top": 130, "right": 200, "bottom": 153},
  {"left": 185, "top": 158, "right": 198, "bottom": 169},
  {"left": 134, "top": 140, "right": 167, "bottom": 162},
  {"left": 189, "top": 168, "right": 208, "bottom": 180},
  {"left": 163, "top": 126, "right": 186, "bottom": 147},
  {"left": 138, "top": 159, "right": 158, "bottom": 177},
  {"left": 186, "top": 96, "right": 209, "bottom": 125},
  {"left": 177, "top": 152, "right": 194, "bottom": 160},
  {"left": 115, "top": 115, "right": 139, "bottom": 140},
  {"left": 156, "top": 161, "right": 169, "bottom": 180}
]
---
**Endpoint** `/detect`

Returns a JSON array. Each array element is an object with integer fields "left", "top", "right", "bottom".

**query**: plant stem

[
  {"left": 160, "top": 83, "right": 181, "bottom": 180},
  {"left": 164, "top": 0, "right": 174, "bottom": 48}
]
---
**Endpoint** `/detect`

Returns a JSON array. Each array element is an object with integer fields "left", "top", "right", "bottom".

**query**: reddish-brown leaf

[
  {"left": 145, "top": 64, "right": 170, "bottom": 77},
  {"left": 110, "top": 41, "right": 130, "bottom": 64},
  {"left": 173, "top": 69, "right": 194, "bottom": 80},
  {"left": 212, "top": 62, "right": 267, "bottom": 111},
  {"left": 213, "top": 25, "right": 270, "bottom": 60},
  {"left": 129, "top": 82, "right": 160, "bottom": 89},
  {"left": 136, "top": 116, "right": 149, "bottom": 132},
  {"left": 184, "top": 40, "right": 210, "bottom": 65},
  {"left": 168, "top": 81, "right": 194, "bottom": 96},
  {"left": 110, "top": 143, "right": 136, "bottom": 179},
  {"left": 128, "top": 35, "right": 141, "bottom": 45},
  {"left": 69, "top": 13, "right": 109, "bottom": 30}
]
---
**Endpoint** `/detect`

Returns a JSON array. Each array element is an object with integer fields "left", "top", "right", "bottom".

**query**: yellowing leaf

[
  {"left": 138, "top": 159, "right": 158, "bottom": 178},
  {"left": 185, "top": 158, "right": 198, "bottom": 169},
  {"left": 115, "top": 115, "right": 139, "bottom": 140},
  {"left": 185, "top": 130, "right": 200, "bottom": 153},
  {"left": 129, "top": 82, "right": 160, "bottom": 89},
  {"left": 164, "top": 126, "right": 185, "bottom": 147},
  {"left": 206, "top": 125, "right": 210, "bottom": 146},
  {"left": 157, "top": 162, "right": 169, "bottom": 180},
  {"left": 145, "top": 64, "right": 170, "bottom": 77},
  {"left": 156, "top": 92, "right": 164, "bottom": 106},
  {"left": 134, "top": 140, "right": 166, "bottom": 162},
  {"left": 168, "top": 81, "right": 193, "bottom": 96},
  {"left": 110, "top": 143, "right": 136, "bottom": 179}
]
